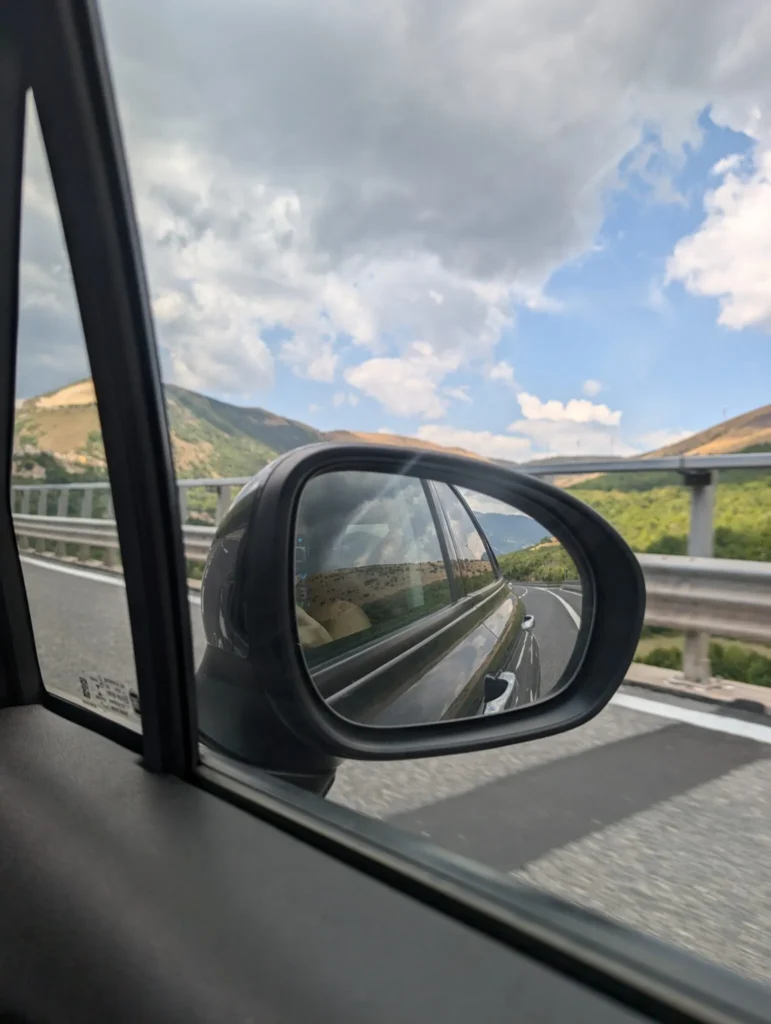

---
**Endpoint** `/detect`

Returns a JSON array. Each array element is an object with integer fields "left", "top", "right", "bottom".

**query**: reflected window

[
  {"left": 295, "top": 471, "right": 452, "bottom": 662},
  {"left": 433, "top": 483, "right": 496, "bottom": 595}
]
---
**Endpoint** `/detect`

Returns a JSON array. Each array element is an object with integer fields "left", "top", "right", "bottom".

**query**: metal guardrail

[
  {"left": 514, "top": 452, "right": 771, "bottom": 477},
  {"left": 14, "top": 515, "right": 215, "bottom": 563},
  {"left": 640, "top": 554, "right": 771, "bottom": 646},
  {"left": 13, "top": 516, "right": 771, "bottom": 647},
  {"left": 11, "top": 449, "right": 771, "bottom": 683}
]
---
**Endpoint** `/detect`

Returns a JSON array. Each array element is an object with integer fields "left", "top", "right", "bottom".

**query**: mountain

[
  {"left": 473, "top": 511, "right": 550, "bottom": 556},
  {"left": 12, "top": 379, "right": 485, "bottom": 484},
  {"left": 645, "top": 404, "right": 771, "bottom": 457},
  {"left": 13, "top": 379, "right": 324, "bottom": 482},
  {"left": 544, "top": 405, "right": 771, "bottom": 488},
  {"left": 325, "top": 429, "right": 487, "bottom": 461}
]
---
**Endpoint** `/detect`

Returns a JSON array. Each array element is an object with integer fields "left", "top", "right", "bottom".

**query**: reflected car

[{"left": 291, "top": 471, "right": 542, "bottom": 726}]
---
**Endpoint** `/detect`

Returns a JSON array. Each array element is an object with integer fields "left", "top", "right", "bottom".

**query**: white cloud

[
  {"left": 582, "top": 378, "right": 603, "bottom": 397},
  {"left": 443, "top": 385, "right": 472, "bottom": 403},
  {"left": 280, "top": 336, "right": 338, "bottom": 382},
  {"left": 667, "top": 148, "right": 771, "bottom": 329},
  {"left": 515, "top": 392, "right": 622, "bottom": 426},
  {"left": 20, "top": 0, "right": 771, "bottom": 401},
  {"left": 485, "top": 361, "right": 517, "bottom": 385},
  {"left": 636, "top": 428, "right": 693, "bottom": 450},
  {"left": 416, "top": 425, "right": 532, "bottom": 461},
  {"left": 508, "top": 418, "right": 638, "bottom": 458},
  {"left": 501, "top": 387, "right": 633, "bottom": 456},
  {"left": 331, "top": 391, "right": 359, "bottom": 408},
  {"left": 344, "top": 344, "right": 460, "bottom": 418}
]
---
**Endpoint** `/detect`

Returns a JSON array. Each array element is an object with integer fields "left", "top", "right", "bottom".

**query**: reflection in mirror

[{"left": 293, "top": 470, "right": 583, "bottom": 728}]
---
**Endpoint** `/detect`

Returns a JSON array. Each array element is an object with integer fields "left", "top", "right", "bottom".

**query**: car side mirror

[{"left": 197, "top": 443, "right": 644, "bottom": 767}]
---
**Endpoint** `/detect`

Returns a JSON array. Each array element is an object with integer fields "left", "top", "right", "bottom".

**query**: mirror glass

[{"left": 293, "top": 470, "right": 584, "bottom": 727}]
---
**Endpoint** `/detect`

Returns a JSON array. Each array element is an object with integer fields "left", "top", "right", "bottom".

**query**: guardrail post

[
  {"left": 33, "top": 489, "right": 45, "bottom": 553},
  {"left": 682, "top": 469, "right": 717, "bottom": 683},
  {"left": 55, "top": 490, "right": 68, "bottom": 558},
  {"left": 79, "top": 488, "right": 93, "bottom": 562},
  {"left": 178, "top": 485, "right": 188, "bottom": 526},
  {"left": 18, "top": 489, "right": 30, "bottom": 549},
  {"left": 215, "top": 485, "right": 232, "bottom": 524},
  {"left": 104, "top": 491, "right": 116, "bottom": 568}
]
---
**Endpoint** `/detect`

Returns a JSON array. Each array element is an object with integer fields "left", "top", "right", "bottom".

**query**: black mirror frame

[{"left": 238, "top": 443, "right": 645, "bottom": 761}]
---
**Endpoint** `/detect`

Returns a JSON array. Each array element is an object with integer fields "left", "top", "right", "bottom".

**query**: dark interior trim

[
  {"left": 24, "top": 0, "right": 197, "bottom": 773},
  {"left": 0, "top": 14, "right": 44, "bottom": 708},
  {"left": 42, "top": 689, "right": 142, "bottom": 755},
  {"left": 196, "top": 747, "right": 770, "bottom": 1024}
]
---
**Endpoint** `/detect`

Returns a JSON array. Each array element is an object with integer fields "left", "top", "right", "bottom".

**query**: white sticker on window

[{"left": 75, "top": 673, "right": 141, "bottom": 722}]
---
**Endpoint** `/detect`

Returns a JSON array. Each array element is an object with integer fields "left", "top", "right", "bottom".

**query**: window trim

[
  {"left": 430, "top": 481, "right": 499, "bottom": 596},
  {"left": 0, "top": 14, "right": 44, "bottom": 709},
  {"left": 450, "top": 484, "right": 502, "bottom": 579},
  {"left": 421, "top": 477, "right": 463, "bottom": 602},
  {"left": 12, "top": 0, "right": 197, "bottom": 773}
]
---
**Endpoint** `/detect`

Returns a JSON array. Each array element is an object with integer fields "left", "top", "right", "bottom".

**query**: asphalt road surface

[
  {"left": 509, "top": 582, "right": 582, "bottom": 695},
  {"left": 19, "top": 554, "right": 771, "bottom": 988}
]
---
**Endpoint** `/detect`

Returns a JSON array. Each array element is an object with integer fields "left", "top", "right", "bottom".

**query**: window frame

[
  {"left": 1, "top": 0, "right": 197, "bottom": 772},
  {"left": 0, "top": 6, "right": 769, "bottom": 1021},
  {"left": 430, "top": 481, "right": 502, "bottom": 597},
  {"left": 301, "top": 474, "right": 505, "bottom": 697}
]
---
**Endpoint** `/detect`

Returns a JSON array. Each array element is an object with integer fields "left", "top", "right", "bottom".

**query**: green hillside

[
  {"left": 498, "top": 541, "right": 577, "bottom": 582},
  {"left": 568, "top": 458, "right": 771, "bottom": 561},
  {"left": 12, "top": 378, "right": 323, "bottom": 485}
]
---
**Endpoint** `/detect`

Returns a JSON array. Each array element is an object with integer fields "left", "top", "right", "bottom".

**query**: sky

[{"left": 15, "top": 0, "right": 771, "bottom": 462}]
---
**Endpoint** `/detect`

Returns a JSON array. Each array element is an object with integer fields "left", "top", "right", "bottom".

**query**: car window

[
  {"left": 433, "top": 483, "right": 497, "bottom": 596},
  {"left": 11, "top": 100, "right": 143, "bottom": 732},
  {"left": 295, "top": 471, "right": 452, "bottom": 663},
  {"left": 19, "top": 0, "right": 771, "bottom": 1003}
]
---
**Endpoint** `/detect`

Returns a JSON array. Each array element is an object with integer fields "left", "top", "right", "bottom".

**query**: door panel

[{"left": 331, "top": 584, "right": 511, "bottom": 724}]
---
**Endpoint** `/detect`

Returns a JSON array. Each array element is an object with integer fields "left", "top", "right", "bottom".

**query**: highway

[
  {"left": 20, "top": 554, "right": 771, "bottom": 987},
  {"left": 509, "top": 582, "right": 582, "bottom": 695}
]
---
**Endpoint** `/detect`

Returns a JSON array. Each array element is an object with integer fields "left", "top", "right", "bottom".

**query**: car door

[
  {"left": 293, "top": 470, "right": 513, "bottom": 725},
  {"left": 431, "top": 481, "right": 542, "bottom": 708}
]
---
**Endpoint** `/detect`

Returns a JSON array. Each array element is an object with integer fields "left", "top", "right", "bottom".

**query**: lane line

[
  {"left": 20, "top": 555, "right": 771, "bottom": 745},
  {"left": 20, "top": 555, "right": 202, "bottom": 606},
  {"left": 543, "top": 587, "right": 581, "bottom": 629},
  {"left": 515, "top": 638, "right": 528, "bottom": 670},
  {"left": 612, "top": 692, "right": 771, "bottom": 745}
]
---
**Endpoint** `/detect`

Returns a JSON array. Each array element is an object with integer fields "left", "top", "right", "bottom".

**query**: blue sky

[{"left": 259, "top": 112, "right": 769, "bottom": 453}]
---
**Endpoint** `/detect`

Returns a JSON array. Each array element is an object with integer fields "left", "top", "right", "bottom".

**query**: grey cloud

[
  {"left": 101, "top": 0, "right": 771, "bottom": 280},
  {"left": 18, "top": 0, "right": 771, "bottom": 402}
]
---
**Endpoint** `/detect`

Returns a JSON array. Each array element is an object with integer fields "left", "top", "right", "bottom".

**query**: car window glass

[
  {"left": 86, "top": 0, "right": 771, "bottom": 996},
  {"left": 295, "top": 471, "right": 452, "bottom": 663},
  {"left": 11, "top": 99, "right": 142, "bottom": 733},
  {"left": 433, "top": 483, "right": 496, "bottom": 595}
]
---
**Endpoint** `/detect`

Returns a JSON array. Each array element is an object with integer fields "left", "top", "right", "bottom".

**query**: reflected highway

[{"left": 509, "top": 582, "right": 582, "bottom": 695}]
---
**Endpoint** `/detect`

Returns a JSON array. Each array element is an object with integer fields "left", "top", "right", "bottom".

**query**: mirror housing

[{"left": 197, "top": 443, "right": 644, "bottom": 780}]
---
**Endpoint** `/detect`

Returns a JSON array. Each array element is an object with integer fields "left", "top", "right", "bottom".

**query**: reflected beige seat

[{"left": 308, "top": 598, "right": 372, "bottom": 642}]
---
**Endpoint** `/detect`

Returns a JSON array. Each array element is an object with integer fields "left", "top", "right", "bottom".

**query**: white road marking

[
  {"left": 20, "top": 555, "right": 202, "bottom": 606},
  {"left": 516, "top": 638, "right": 528, "bottom": 670},
  {"left": 543, "top": 587, "right": 581, "bottom": 629},
  {"left": 20, "top": 556, "right": 771, "bottom": 745},
  {"left": 612, "top": 692, "right": 771, "bottom": 745}
]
